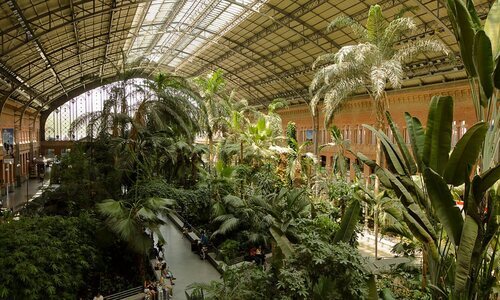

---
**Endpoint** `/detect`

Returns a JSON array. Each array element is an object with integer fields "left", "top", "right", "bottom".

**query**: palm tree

[
  {"left": 97, "top": 194, "right": 174, "bottom": 279},
  {"left": 195, "top": 69, "right": 231, "bottom": 171},
  {"left": 310, "top": 5, "right": 448, "bottom": 258},
  {"left": 253, "top": 188, "right": 311, "bottom": 262},
  {"left": 320, "top": 125, "right": 350, "bottom": 179}
]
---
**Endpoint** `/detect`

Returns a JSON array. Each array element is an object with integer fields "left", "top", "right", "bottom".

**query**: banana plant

[
  {"left": 355, "top": 95, "right": 499, "bottom": 298},
  {"left": 446, "top": 0, "right": 500, "bottom": 180}
]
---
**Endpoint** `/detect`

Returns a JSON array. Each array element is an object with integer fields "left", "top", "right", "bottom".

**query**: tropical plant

[
  {"left": 310, "top": 5, "right": 449, "bottom": 258},
  {"left": 0, "top": 215, "right": 98, "bottom": 300},
  {"left": 445, "top": 0, "right": 500, "bottom": 202},
  {"left": 97, "top": 193, "right": 173, "bottom": 254},
  {"left": 97, "top": 187, "right": 174, "bottom": 280},
  {"left": 195, "top": 69, "right": 231, "bottom": 170},
  {"left": 187, "top": 264, "right": 274, "bottom": 300},
  {"left": 356, "top": 95, "right": 499, "bottom": 298},
  {"left": 310, "top": 5, "right": 448, "bottom": 129},
  {"left": 321, "top": 125, "right": 350, "bottom": 179},
  {"left": 278, "top": 236, "right": 370, "bottom": 300}
]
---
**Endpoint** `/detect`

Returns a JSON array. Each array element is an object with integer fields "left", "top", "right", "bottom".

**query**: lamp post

[
  {"left": 26, "top": 159, "right": 30, "bottom": 207},
  {"left": 5, "top": 161, "right": 12, "bottom": 209},
  {"left": 4, "top": 166, "right": 8, "bottom": 208}
]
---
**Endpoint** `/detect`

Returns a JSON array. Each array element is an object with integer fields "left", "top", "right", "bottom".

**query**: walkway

[
  {"left": 159, "top": 217, "right": 220, "bottom": 299},
  {"left": 1, "top": 176, "right": 49, "bottom": 212},
  {"left": 357, "top": 231, "right": 394, "bottom": 258}
]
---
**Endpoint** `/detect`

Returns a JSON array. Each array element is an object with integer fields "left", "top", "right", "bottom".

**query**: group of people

[
  {"left": 144, "top": 279, "right": 171, "bottom": 300},
  {"left": 154, "top": 257, "right": 176, "bottom": 285},
  {"left": 249, "top": 246, "right": 265, "bottom": 266}
]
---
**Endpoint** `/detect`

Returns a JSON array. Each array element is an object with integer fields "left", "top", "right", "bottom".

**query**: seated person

[{"left": 255, "top": 246, "right": 265, "bottom": 266}]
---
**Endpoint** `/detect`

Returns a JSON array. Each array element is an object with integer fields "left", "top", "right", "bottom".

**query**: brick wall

[
  {"left": 1, "top": 100, "right": 40, "bottom": 186},
  {"left": 277, "top": 80, "right": 476, "bottom": 180}
]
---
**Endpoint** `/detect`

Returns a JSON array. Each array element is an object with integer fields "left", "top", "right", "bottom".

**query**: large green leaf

[
  {"left": 424, "top": 168, "right": 464, "bottom": 247},
  {"left": 443, "top": 122, "right": 488, "bottom": 186},
  {"left": 333, "top": 200, "right": 361, "bottom": 243},
  {"left": 483, "top": 187, "right": 499, "bottom": 249},
  {"left": 405, "top": 113, "right": 425, "bottom": 172},
  {"left": 363, "top": 124, "right": 407, "bottom": 175},
  {"left": 478, "top": 164, "right": 500, "bottom": 196},
  {"left": 466, "top": 0, "right": 482, "bottom": 29},
  {"left": 473, "top": 31, "right": 494, "bottom": 103},
  {"left": 484, "top": 0, "right": 500, "bottom": 60},
  {"left": 482, "top": 187, "right": 500, "bottom": 249},
  {"left": 454, "top": 216, "right": 478, "bottom": 294},
  {"left": 387, "top": 112, "right": 417, "bottom": 174},
  {"left": 454, "top": 0, "right": 478, "bottom": 77},
  {"left": 269, "top": 226, "right": 294, "bottom": 258},
  {"left": 446, "top": 0, "right": 459, "bottom": 40},
  {"left": 495, "top": 57, "right": 500, "bottom": 89},
  {"left": 423, "top": 96, "right": 453, "bottom": 175},
  {"left": 355, "top": 151, "right": 392, "bottom": 188}
]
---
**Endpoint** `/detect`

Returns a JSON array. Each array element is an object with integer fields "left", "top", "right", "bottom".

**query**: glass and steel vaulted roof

[{"left": 0, "top": 0, "right": 493, "bottom": 115}]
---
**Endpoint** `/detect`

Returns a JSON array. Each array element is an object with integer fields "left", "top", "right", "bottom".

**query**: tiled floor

[
  {"left": 1, "top": 178, "right": 48, "bottom": 212},
  {"left": 159, "top": 218, "right": 220, "bottom": 299}
]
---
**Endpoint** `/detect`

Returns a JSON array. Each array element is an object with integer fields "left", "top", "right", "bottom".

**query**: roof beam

[
  {"left": 99, "top": 0, "right": 117, "bottom": 79},
  {"left": 69, "top": 0, "right": 84, "bottom": 78},
  {"left": 34, "top": 47, "right": 270, "bottom": 107},
  {"left": 0, "top": 0, "right": 153, "bottom": 59},
  {"left": 404, "top": 0, "right": 454, "bottom": 38},
  {"left": 143, "top": 0, "right": 188, "bottom": 54},
  {"left": 124, "top": 1, "right": 153, "bottom": 59},
  {"left": 6, "top": 0, "right": 67, "bottom": 95},
  {"left": 191, "top": 0, "right": 332, "bottom": 76},
  {"left": 149, "top": 0, "right": 221, "bottom": 71},
  {"left": 0, "top": 62, "right": 44, "bottom": 103}
]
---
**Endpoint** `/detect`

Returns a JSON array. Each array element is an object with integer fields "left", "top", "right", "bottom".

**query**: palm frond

[
  {"left": 393, "top": 39, "right": 450, "bottom": 63},
  {"left": 213, "top": 217, "right": 240, "bottom": 236},
  {"left": 328, "top": 15, "right": 367, "bottom": 39},
  {"left": 383, "top": 17, "right": 416, "bottom": 47},
  {"left": 97, "top": 199, "right": 126, "bottom": 218},
  {"left": 137, "top": 207, "right": 157, "bottom": 220},
  {"left": 381, "top": 60, "right": 403, "bottom": 89},
  {"left": 366, "top": 5, "right": 387, "bottom": 44},
  {"left": 323, "top": 78, "right": 364, "bottom": 125},
  {"left": 223, "top": 195, "right": 244, "bottom": 208},
  {"left": 145, "top": 197, "right": 175, "bottom": 209},
  {"left": 312, "top": 53, "right": 337, "bottom": 70},
  {"left": 370, "top": 65, "right": 388, "bottom": 99}
]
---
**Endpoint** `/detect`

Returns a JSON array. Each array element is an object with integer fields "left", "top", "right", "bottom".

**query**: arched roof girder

[{"left": 19, "top": 25, "right": 303, "bottom": 108}]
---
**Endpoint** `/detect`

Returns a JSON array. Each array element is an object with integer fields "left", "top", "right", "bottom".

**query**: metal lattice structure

[{"left": 0, "top": 0, "right": 493, "bottom": 118}]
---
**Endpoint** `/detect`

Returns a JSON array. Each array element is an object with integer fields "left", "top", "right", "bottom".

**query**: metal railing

[{"left": 104, "top": 286, "right": 143, "bottom": 300}]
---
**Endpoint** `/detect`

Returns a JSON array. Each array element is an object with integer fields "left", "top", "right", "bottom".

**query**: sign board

[
  {"left": 3, "top": 158, "right": 14, "bottom": 164},
  {"left": 2, "top": 128, "right": 14, "bottom": 157}
]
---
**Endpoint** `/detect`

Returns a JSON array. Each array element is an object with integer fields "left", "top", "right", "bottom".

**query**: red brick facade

[
  {"left": 0, "top": 100, "right": 40, "bottom": 188},
  {"left": 278, "top": 80, "right": 476, "bottom": 180}
]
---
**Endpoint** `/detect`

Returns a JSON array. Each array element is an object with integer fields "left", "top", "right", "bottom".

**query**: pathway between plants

[{"left": 159, "top": 218, "right": 220, "bottom": 299}]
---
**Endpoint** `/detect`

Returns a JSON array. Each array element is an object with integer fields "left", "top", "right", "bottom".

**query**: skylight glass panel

[{"left": 126, "top": 0, "right": 268, "bottom": 68}]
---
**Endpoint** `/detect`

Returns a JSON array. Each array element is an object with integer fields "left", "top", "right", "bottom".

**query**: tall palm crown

[{"left": 310, "top": 5, "right": 449, "bottom": 128}]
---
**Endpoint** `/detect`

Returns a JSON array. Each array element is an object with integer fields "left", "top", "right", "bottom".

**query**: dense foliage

[{"left": 0, "top": 215, "right": 97, "bottom": 299}]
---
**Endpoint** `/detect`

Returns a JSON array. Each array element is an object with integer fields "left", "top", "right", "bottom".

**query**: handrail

[{"left": 104, "top": 286, "right": 143, "bottom": 300}]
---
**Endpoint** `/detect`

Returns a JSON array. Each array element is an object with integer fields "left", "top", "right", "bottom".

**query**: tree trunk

[
  {"left": 373, "top": 96, "right": 386, "bottom": 260},
  {"left": 312, "top": 110, "right": 320, "bottom": 197},
  {"left": 208, "top": 135, "right": 213, "bottom": 173}
]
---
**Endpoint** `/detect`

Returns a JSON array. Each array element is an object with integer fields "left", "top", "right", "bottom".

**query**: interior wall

[
  {"left": 277, "top": 80, "right": 476, "bottom": 181},
  {"left": 0, "top": 99, "right": 40, "bottom": 188}
]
